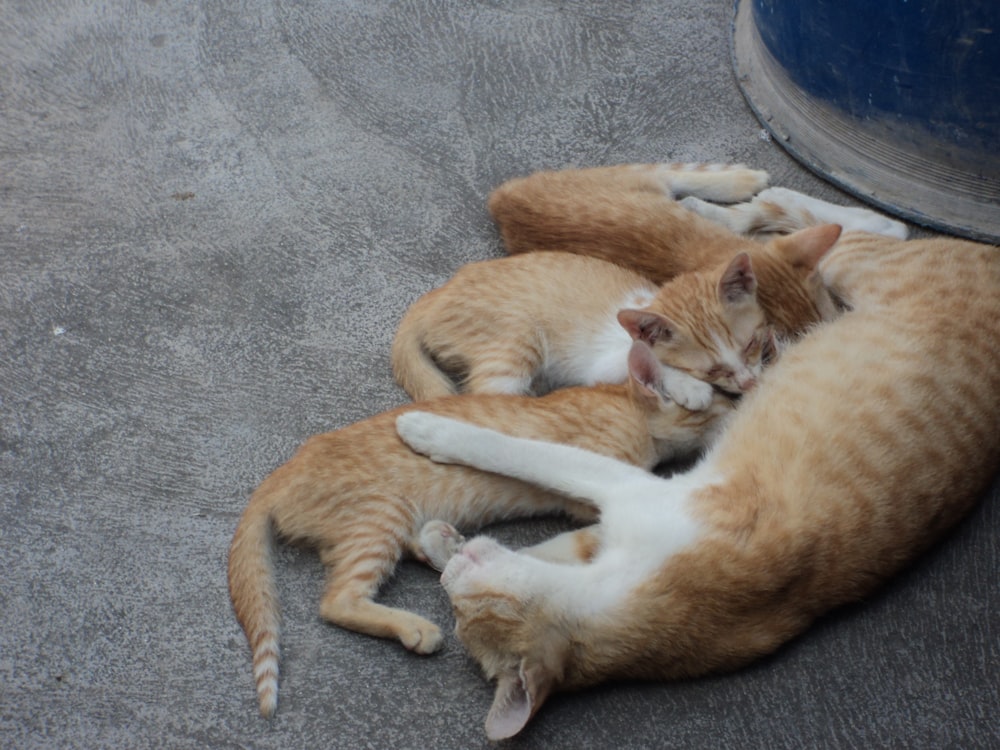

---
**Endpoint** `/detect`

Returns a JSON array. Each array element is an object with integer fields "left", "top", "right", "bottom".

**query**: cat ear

[
  {"left": 779, "top": 223, "right": 843, "bottom": 270},
  {"left": 718, "top": 252, "right": 757, "bottom": 304},
  {"left": 626, "top": 340, "right": 663, "bottom": 403},
  {"left": 484, "top": 661, "right": 554, "bottom": 740},
  {"left": 617, "top": 309, "right": 673, "bottom": 345},
  {"left": 761, "top": 327, "right": 781, "bottom": 366}
]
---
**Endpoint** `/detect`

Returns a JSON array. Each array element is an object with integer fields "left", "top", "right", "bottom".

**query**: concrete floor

[{"left": 1, "top": 2, "right": 997, "bottom": 748}]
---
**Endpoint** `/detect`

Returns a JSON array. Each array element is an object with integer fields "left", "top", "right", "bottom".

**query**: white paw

[
  {"left": 662, "top": 370, "right": 715, "bottom": 411},
  {"left": 754, "top": 186, "right": 798, "bottom": 203},
  {"left": 418, "top": 520, "right": 466, "bottom": 572},
  {"left": 398, "top": 617, "right": 444, "bottom": 655},
  {"left": 755, "top": 187, "right": 908, "bottom": 239},
  {"left": 656, "top": 164, "right": 768, "bottom": 202},
  {"left": 396, "top": 411, "right": 467, "bottom": 464}
]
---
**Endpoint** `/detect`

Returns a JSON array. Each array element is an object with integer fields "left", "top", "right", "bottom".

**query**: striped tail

[
  {"left": 228, "top": 497, "right": 282, "bottom": 717},
  {"left": 391, "top": 299, "right": 459, "bottom": 401}
]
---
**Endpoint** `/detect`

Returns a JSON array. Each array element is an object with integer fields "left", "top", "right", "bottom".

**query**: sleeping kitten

[
  {"left": 487, "top": 163, "right": 907, "bottom": 280},
  {"left": 615, "top": 231, "right": 838, "bottom": 395},
  {"left": 228, "top": 341, "right": 734, "bottom": 718},
  {"left": 393, "top": 247, "right": 791, "bottom": 408},
  {"left": 393, "top": 163, "right": 840, "bottom": 404},
  {"left": 397, "top": 232, "right": 1000, "bottom": 740}
]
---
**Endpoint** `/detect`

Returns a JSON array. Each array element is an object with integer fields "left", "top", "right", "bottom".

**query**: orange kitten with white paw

[
  {"left": 393, "top": 163, "right": 841, "bottom": 406},
  {"left": 228, "top": 341, "right": 734, "bottom": 718}
]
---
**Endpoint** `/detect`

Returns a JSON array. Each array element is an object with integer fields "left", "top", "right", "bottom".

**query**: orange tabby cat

[
  {"left": 227, "top": 341, "right": 734, "bottom": 718},
  {"left": 397, "top": 232, "right": 1000, "bottom": 740},
  {"left": 393, "top": 163, "right": 841, "bottom": 404},
  {"left": 614, "top": 232, "right": 838, "bottom": 394},
  {"left": 488, "top": 163, "right": 906, "bottom": 280},
  {"left": 393, "top": 249, "right": 787, "bottom": 407}
]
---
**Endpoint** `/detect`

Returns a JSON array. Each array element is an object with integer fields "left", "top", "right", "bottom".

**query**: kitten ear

[
  {"left": 761, "top": 327, "right": 781, "bottom": 366},
  {"left": 626, "top": 340, "right": 663, "bottom": 403},
  {"left": 484, "top": 661, "right": 554, "bottom": 740},
  {"left": 779, "top": 223, "right": 843, "bottom": 270},
  {"left": 718, "top": 252, "right": 757, "bottom": 303},
  {"left": 618, "top": 309, "right": 673, "bottom": 345}
]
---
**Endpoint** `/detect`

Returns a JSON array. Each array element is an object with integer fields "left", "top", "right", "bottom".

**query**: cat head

[
  {"left": 439, "top": 536, "right": 577, "bottom": 740},
  {"left": 618, "top": 252, "right": 770, "bottom": 395},
  {"left": 754, "top": 223, "right": 843, "bottom": 329},
  {"left": 624, "top": 338, "right": 736, "bottom": 444}
]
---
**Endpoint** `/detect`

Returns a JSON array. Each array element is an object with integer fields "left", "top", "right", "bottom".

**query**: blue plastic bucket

[{"left": 733, "top": 0, "right": 1000, "bottom": 242}]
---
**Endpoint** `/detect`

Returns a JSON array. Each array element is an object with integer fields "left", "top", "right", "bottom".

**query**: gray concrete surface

[{"left": 1, "top": 2, "right": 997, "bottom": 748}]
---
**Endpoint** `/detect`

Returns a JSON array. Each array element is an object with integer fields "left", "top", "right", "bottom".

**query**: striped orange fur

[
  {"left": 393, "top": 164, "right": 839, "bottom": 404},
  {"left": 395, "top": 232, "right": 1000, "bottom": 739},
  {"left": 227, "top": 342, "right": 733, "bottom": 717}
]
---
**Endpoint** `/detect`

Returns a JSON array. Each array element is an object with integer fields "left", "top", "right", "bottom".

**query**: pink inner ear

[
  {"left": 718, "top": 252, "right": 756, "bottom": 303},
  {"left": 484, "top": 672, "right": 533, "bottom": 740},
  {"left": 627, "top": 340, "right": 661, "bottom": 397},
  {"left": 617, "top": 309, "right": 668, "bottom": 345},
  {"left": 617, "top": 309, "right": 642, "bottom": 340},
  {"left": 790, "top": 223, "right": 843, "bottom": 268}
]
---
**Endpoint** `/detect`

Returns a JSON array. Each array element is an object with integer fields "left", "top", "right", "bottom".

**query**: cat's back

[
  {"left": 429, "top": 252, "right": 654, "bottom": 314},
  {"left": 707, "top": 234, "right": 1000, "bottom": 591},
  {"left": 292, "top": 384, "right": 653, "bottom": 489}
]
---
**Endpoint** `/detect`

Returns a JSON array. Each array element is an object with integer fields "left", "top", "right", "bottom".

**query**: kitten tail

[
  {"left": 391, "top": 295, "right": 459, "bottom": 400},
  {"left": 228, "top": 485, "right": 282, "bottom": 717}
]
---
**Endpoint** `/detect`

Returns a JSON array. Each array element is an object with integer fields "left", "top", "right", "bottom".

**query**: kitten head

[
  {"left": 754, "top": 223, "right": 843, "bottom": 328},
  {"left": 625, "top": 338, "right": 736, "bottom": 447},
  {"left": 618, "top": 252, "right": 770, "bottom": 394},
  {"left": 439, "top": 537, "right": 575, "bottom": 740}
]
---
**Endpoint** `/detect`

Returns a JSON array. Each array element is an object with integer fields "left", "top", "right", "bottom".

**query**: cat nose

[{"left": 737, "top": 373, "right": 757, "bottom": 391}]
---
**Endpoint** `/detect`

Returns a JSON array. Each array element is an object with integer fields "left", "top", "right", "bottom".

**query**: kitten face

[
  {"left": 619, "top": 253, "right": 770, "bottom": 395},
  {"left": 653, "top": 308, "right": 769, "bottom": 394}
]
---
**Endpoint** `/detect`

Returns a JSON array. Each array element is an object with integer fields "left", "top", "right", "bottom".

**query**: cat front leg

[
  {"left": 752, "top": 187, "right": 909, "bottom": 239},
  {"left": 396, "top": 412, "right": 650, "bottom": 506}
]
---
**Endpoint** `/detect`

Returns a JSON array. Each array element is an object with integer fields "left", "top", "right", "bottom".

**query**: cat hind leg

[
  {"left": 462, "top": 344, "right": 539, "bottom": 395},
  {"left": 318, "top": 538, "right": 443, "bottom": 654},
  {"left": 681, "top": 187, "right": 909, "bottom": 239},
  {"left": 752, "top": 187, "right": 909, "bottom": 238},
  {"left": 419, "top": 520, "right": 601, "bottom": 570},
  {"left": 678, "top": 195, "right": 766, "bottom": 234}
]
